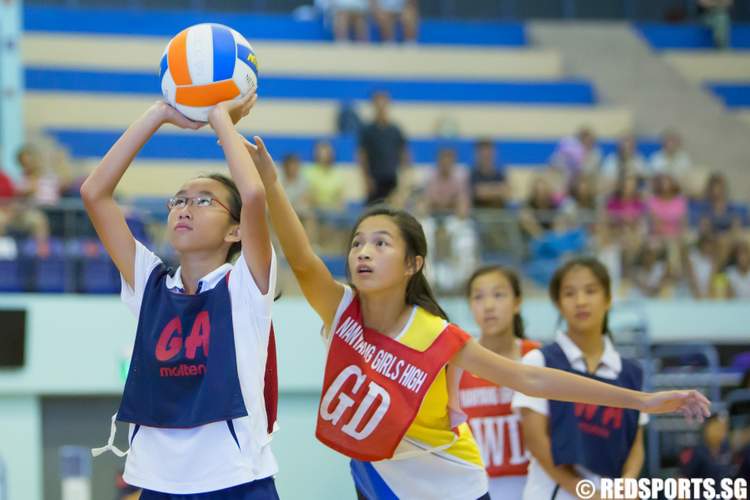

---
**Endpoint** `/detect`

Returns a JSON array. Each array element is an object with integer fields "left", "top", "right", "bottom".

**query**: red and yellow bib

[{"left": 316, "top": 296, "right": 470, "bottom": 461}]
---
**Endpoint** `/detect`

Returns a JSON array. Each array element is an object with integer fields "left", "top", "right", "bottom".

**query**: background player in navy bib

[
  {"left": 513, "top": 258, "right": 651, "bottom": 500},
  {"left": 82, "top": 94, "right": 280, "bottom": 499}
]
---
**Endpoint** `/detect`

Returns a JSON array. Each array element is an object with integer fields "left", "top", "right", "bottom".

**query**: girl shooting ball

[{"left": 84, "top": 95, "right": 281, "bottom": 499}]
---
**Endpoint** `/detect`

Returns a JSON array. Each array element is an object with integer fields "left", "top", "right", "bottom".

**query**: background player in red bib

[
  {"left": 242, "top": 135, "right": 710, "bottom": 500},
  {"left": 458, "top": 266, "right": 539, "bottom": 499}
]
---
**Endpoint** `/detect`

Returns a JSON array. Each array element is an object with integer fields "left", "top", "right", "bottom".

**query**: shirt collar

[
  {"left": 555, "top": 330, "right": 622, "bottom": 374},
  {"left": 166, "top": 263, "right": 232, "bottom": 294}
]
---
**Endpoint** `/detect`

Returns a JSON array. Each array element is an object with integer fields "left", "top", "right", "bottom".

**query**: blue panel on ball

[
  {"left": 159, "top": 54, "right": 168, "bottom": 80},
  {"left": 211, "top": 24, "right": 236, "bottom": 82},
  {"left": 236, "top": 44, "right": 258, "bottom": 78}
]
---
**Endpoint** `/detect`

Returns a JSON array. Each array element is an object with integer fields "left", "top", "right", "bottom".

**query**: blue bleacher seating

[
  {"left": 706, "top": 83, "right": 750, "bottom": 108},
  {"left": 46, "top": 129, "right": 661, "bottom": 167},
  {"left": 24, "top": 6, "right": 527, "bottom": 46},
  {"left": 636, "top": 23, "right": 750, "bottom": 50}
]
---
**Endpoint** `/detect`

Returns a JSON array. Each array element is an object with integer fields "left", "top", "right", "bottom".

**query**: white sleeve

[
  {"left": 511, "top": 349, "right": 550, "bottom": 416},
  {"left": 120, "top": 240, "right": 162, "bottom": 318},
  {"left": 228, "top": 247, "right": 278, "bottom": 321},
  {"left": 322, "top": 285, "right": 355, "bottom": 344}
]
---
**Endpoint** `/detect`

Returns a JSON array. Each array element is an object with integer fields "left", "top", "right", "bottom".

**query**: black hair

[
  {"left": 466, "top": 265, "right": 525, "bottom": 338},
  {"left": 346, "top": 206, "right": 449, "bottom": 321},
  {"left": 197, "top": 173, "right": 242, "bottom": 263},
  {"left": 549, "top": 257, "right": 612, "bottom": 336}
]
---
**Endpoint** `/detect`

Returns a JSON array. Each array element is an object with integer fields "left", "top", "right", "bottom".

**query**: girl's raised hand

[
  {"left": 151, "top": 101, "right": 204, "bottom": 130},
  {"left": 210, "top": 92, "right": 258, "bottom": 126},
  {"left": 242, "top": 135, "right": 278, "bottom": 186},
  {"left": 640, "top": 389, "right": 711, "bottom": 422}
]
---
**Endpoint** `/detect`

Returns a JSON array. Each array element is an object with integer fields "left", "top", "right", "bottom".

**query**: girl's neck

[
  {"left": 567, "top": 327, "right": 605, "bottom": 373},
  {"left": 479, "top": 329, "right": 519, "bottom": 359},
  {"left": 359, "top": 288, "right": 413, "bottom": 338},
  {"left": 178, "top": 252, "right": 227, "bottom": 295}
]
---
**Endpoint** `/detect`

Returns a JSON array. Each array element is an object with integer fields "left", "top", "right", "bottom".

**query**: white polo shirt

[
  {"left": 511, "top": 332, "right": 648, "bottom": 500},
  {"left": 118, "top": 240, "right": 278, "bottom": 494}
]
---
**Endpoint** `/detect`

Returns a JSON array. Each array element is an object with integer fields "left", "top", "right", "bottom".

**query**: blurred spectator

[
  {"left": 606, "top": 173, "right": 647, "bottom": 270},
  {"left": 631, "top": 240, "right": 671, "bottom": 298},
  {"left": 679, "top": 414, "right": 735, "bottom": 483},
  {"left": 649, "top": 129, "right": 692, "bottom": 184},
  {"left": 648, "top": 173, "right": 688, "bottom": 240},
  {"left": 601, "top": 133, "right": 649, "bottom": 190},
  {"left": 519, "top": 176, "right": 561, "bottom": 239},
  {"left": 0, "top": 166, "right": 51, "bottom": 257},
  {"left": 306, "top": 140, "right": 346, "bottom": 213},
  {"left": 682, "top": 234, "right": 723, "bottom": 299},
  {"left": 727, "top": 240, "right": 750, "bottom": 299},
  {"left": 699, "top": 0, "right": 733, "bottom": 49},
  {"left": 16, "top": 144, "right": 61, "bottom": 206},
  {"left": 280, "top": 154, "right": 312, "bottom": 218},
  {"left": 697, "top": 173, "right": 745, "bottom": 238},
  {"left": 371, "top": 0, "right": 419, "bottom": 43},
  {"left": 470, "top": 139, "right": 508, "bottom": 209},
  {"left": 0, "top": 168, "right": 15, "bottom": 199},
  {"left": 421, "top": 148, "right": 476, "bottom": 291},
  {"left": 330, "top": 0, "right": 369, "bottom": 42},
  {"left": 359, "top": 91, "right": 407, "bottom": 204},
  {"left": 549, "top": 126, "right": 602, "bottom": 188},
  {"left": 559, "top": 174, "right": 598, "bottom": 229}
]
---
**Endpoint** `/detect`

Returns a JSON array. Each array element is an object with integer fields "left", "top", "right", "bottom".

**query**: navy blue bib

[
  {"left": 542, "top": 342, "right": 642, "bottom": 478},
  {"left": 118, "top": 265, "right": 248, "bottom": 428}
]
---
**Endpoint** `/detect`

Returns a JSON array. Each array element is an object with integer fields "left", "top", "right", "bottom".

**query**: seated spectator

[
  {"left": 306, "top": 140, "right": 346, "bottom": 213},
  {"left": 601, "top": 133, "right": 649, "bottom": 191},
  {"left": 0, "top": 165, "right": 50, "bottom": 257},
  {"left": 648, "top": 173, "right": 688, "bottom": 240},
  {"left": 279, "top": 154, "right": 317, "bottom": 247},
  {"left": 679, "top": 413, "right": 734, "bottom": 482},
  {"left": 559, "top": 174, "right": 598, "bottom": 229},
  {"left": 727, "top": 240, "right": 750, "bottom": 299},
  {"left": 549, "top": 126, "right": 602, "bottom": 189},
  {"left": 631, "top": 240, "right": 671, "bottom": 298},
  {"left": 649, "top": 129, "right": 692, "bottom": 185},
  {"left": 371, "top": 0, "right": 418, "bottom": 43},
  {"left": 470, "top": 139, "right": 508, "bottom": 209},
  {"left": 682, "top": 234, "right": 723, "bottom": 299},
  {"left": 519, "top": 176, "right": 562, "bottom": 239},
  {"left": 697, "top": 173, "right": 745, "bottom": 237},
  {"left": 606, "top": 172, "right": 647, "bottom": 271},
  {"left": 421, "top": 148, "right": 477, "bottom": 292},
  {"left": 16, "top": 143, "right": 61, "bottom": 206},
  {"left": 330, "top": 0, "right": 369, "bottom": 42}
]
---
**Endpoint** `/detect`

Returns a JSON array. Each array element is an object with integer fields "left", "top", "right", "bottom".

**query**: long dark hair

[
  {"left": 198, "top": 173, "right": 242, "bottom": 263},
  {"left": 549, "top": 257, "right": 611, "bottom": 336},
  {"left": 466, "top": 265, "right": 525, "bottom": 338},
  {"left": 347, "top": 206, "right": 449, "bottom": 320}
]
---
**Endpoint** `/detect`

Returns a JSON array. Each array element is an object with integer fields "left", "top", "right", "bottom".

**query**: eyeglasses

[{"left": 167, "top": 195, "right": 238, "bottom": 221}]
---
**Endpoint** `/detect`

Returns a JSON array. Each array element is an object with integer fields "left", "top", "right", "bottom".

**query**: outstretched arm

[
  {"left": 80, "top": 102, "right": 202, "bottom": 288},
  {"left": 452, "top": 340, "right": 710, "bottom": 419},
  {"left": 243, "top": 136, "right": 345, "bottom": 328},
  {"left": 208, "top": 95, "right": 272, "bottom": 293}
]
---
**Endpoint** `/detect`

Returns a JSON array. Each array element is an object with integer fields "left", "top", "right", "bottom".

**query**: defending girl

[
  {"left": 82, "top": 96, "right": 280, "bottom": 499},
  {"left": 513, "top": 257, "right": 649, "bottom": 500},
  {"left": 243, "top": 136, "right": 709, "bottom": 500},
  {"left": 457, "top": 266, "right": 540, "bottom": 499}
]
